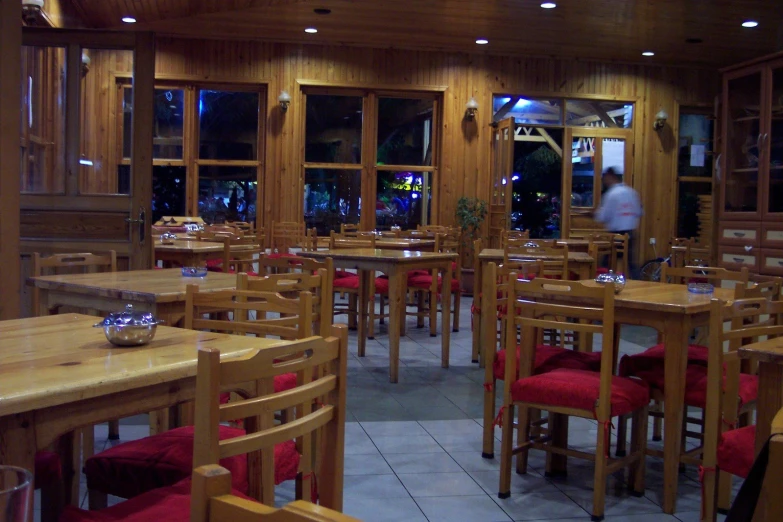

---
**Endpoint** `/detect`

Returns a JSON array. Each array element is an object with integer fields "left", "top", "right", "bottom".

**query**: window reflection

[
  {"left": 376, "top": 171, "right": 431, "bottom": 230},
  {"left": 305, "top": 95, "right": 363, "bottom": 164},
  {"left": 198, "top": 90, "right": 259, "bottom": 161},
  {"left": 304, "top": 168, "right": 361, "bottom": 235},
  {"left": 198, "top": 166, "right": 256, "bottom": 224}
]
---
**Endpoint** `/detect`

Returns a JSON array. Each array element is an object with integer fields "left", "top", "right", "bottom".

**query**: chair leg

[
  {"left": 88, "top": 489, "right": 108, "bottom": 509},
  {"left": 498, "top": 404, "right": 521, "bottom": 499},
  {"left": 108, "top": 419, "right": 120, "bottom": 440},
  {"left": 592, "top": 421, "right": 609, "bottom": 522},
  {"left": 40, "top": 479, "right": 64, "bottom": 522},
  {"left": 428, "top": 291, "right": 437, "bottom": 337},
  {"left": 379, "top": 295, "right": 386, "bottom": 325},
  {"left": 628, "top": 408, "right": 648, "bottom": 496},
  {"left": 452, "top": 291, "right": 460, "bottom": 332},
  {"left": 368, "top": 295, "right": 376, "bottom": 340},
  {"left": 82, "top": 426, "right": 95, "bottom": 461},
  {"left": 615, "top": 414, "right": 628, "bottom": 457},
  {"left": 482, "top": 378, "right": 497, "bottom": 459},
  {"left": 544, "top": 412, "right": 568, "bottom": 477},
  {"left": 717, "top": 470, "right": 732, "bottom": 513},
  {"left": 348, "top": 294, "right": 357, "bottom": 330},
  {"left": 652, "top": 399, "right": 663, "bottom": 441},
  {"left": 416, "top": 291, "right": 426, "bottom": 328}
]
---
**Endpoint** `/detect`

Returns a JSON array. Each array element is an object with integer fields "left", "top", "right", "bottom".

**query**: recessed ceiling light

[
  {"left": 304, "top": 27, "right": 318, "bottom": 33},
  {"left": 742, "top": 20, "right": 759, "bottom": 28},
  {"left": 476, "top": 38, "right": 489, "bottom": 45},
  {"left": 313, "top": 8, "right": 331, "bottom": 15},
  {"left": 541, "top": 2, "right": 557, "bottom": 8},
  {"left": 642, "top": 51, "right": 655, "bottom": 57},
  {"left": 121, "top": 16, "right": 136, "bottom": 23}
]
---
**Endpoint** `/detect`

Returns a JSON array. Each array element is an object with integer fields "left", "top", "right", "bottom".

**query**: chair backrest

[
  {"left": 587, "top": 233, "right": 614, "bottom": 272},
  {"left": 417, "top": 225, "right": 448, "bottom": 235},
  {"left": 611, "top": 233, "right": 629, "bottom": 275},
  {"left": 503, "top": 277, "right": 616, "bottom": 420},
  {"left": 237, "top": 269, "right": 334, "bottom": 337},
  {"left": 504, "top": 240, "right": 569, "bottom": 279},
  {"left": 271, "top": 222, "right": 307, "bottom": 254},
  {"left": 329, "top": 231, "right": 376, "bottom": 249},
  {"left": 339, "top": 223, "right": 360, "bottom": 237},
  {"left": 190, "top": 325, "right": 348, "bottom": 509},
  {"left": 500, "top": 229, "right": 530, "bottom": 247},
  {"left": 185, "top": 285, "right": 314, "bottom": 340},
  {"left": 32, "top": 251, "right": 117, "bottom": 315},
  {"left": 155, "top": 216, "right": 205, "bottom": 227},
  {"left": 256, "top": 253, "right": 331, "bottom": 277},
  {"left": 660, "top": 264, "right": 749, "bottom": 287},
  {"left": 191, "top": 465, "right": 361, "bottom": 522},
  {"left": 739, "top": 275, "right": 783, "bottom": 300},
  {"left": 435, "top": 229, "right": 462, "bottom": 271}
]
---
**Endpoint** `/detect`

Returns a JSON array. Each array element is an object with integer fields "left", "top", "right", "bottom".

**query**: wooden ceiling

[{"left": 67, "top": 0, "right": 783, "bottom": 67}]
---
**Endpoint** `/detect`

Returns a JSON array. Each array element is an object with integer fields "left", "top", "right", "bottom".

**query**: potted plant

[{"left": 456, "top": 196, "right": 487, "bottom": 295}]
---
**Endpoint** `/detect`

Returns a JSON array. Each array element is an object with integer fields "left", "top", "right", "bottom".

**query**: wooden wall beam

[{"left": 0, "top": 0, "right": 22, "bottom": 319}]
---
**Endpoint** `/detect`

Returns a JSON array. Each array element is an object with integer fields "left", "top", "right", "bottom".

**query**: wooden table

[
  {"left": 739, "top": 337, "right": 783, "bottom": 454},
  {"left": 300, "top": 248, "right": 456, "bottom": 382},
  {"left": 479, "top": 277, "right": 734, "bottom": 514},
  {"left": 28, "top": 268, "right": 237, "bottom": 326},
  {"left": 155, "top": 239, "right": 224, "bottom": 267},
  {"left": 0, "top": 314, "right": 285, "bottom": 521},
  {"left": 375, "top": 238, "right": 436, "bottom": 251}
]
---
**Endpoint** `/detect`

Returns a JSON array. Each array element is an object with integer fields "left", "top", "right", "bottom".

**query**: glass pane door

[
  {"left": 767, "top": 63, "right": 783, "bottom": 215},
  {"left": 724, "top": 71, "right": 763, "bottom": 214}
]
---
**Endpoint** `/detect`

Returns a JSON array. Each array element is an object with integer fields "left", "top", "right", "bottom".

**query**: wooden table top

[
  {"left": 301, "top": 248, "right": 457, "bottom": 264},
  {"left": 375, "top": 238, "right": 437, "bottom": 249},
  {"left": 0, "top": 314, "right": 284, "bottom": 416},
  {"left": 479, "top": 248, "right": 594, "bottom": 263},
  {"left": 28, "top": 268, "right": 237, "bottom": 304},
  {"left": 584, "top": 280, "right": 733, "bottom": 314},
  {"left": 154, "top": 239, "right": 224, "bottom": 253},
  {"left": 738, "top": 337, "right": 783, "bottom": 364}
]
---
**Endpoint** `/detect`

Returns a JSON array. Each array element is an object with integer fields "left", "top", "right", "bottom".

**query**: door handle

[{"left": 126, "top": 208, "right": 146, "bottom": 243}]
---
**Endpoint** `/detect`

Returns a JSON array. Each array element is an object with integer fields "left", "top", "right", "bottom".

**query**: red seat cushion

[
  {"left": 85, "top": 426, "right": 299, "bottom": 499},
  {"left": 35, "top": 451, "right": 61, "bottom": 488},
  {"left": 219, "top": 373, "right": 297, "bottom": 404},
  {"left": 618, "top": 343, "right": 709, "bottom": 389},
  {"left": 683, "top": 367, "right": 758, "bottom": 409},
  {"left": 717, "top": 425, "right": 755, "bottom": 479},
  {"left": 333, "top": 276, "right": 360, "bottom": 290},
  {"left": 374, "top": 277, "right": 389, "bottom": 294},
  {"left": 511, "top": 369, "right": 650, "bottom": 418},
  {"left": 334, "top": 270, "right": 356, "bottom": 279},
  {"left": 205, "top": 258, "right": 223, "bottom": 270},
  {"left": 493, "top": 345, "right": 602, "bottom": 381},
  {"left": 408, "top": 274, "right": 461, "bottom": 293}
]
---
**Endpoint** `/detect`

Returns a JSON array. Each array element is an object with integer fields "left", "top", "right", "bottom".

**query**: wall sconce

[
  {"left": 465, "top": 97, "right": 479, "bottom": 121},
  {"left": 22, "top": 0, "right": 44, "bottom": 24},
  {"left": 278, "top": 90, "right": 291, "bottom": 112},
  {"left": 653, "top": 109, "right": 669, "bottom": 131},
  {"left": 81, "top": 52, "right": 91, "bottom": 76}
]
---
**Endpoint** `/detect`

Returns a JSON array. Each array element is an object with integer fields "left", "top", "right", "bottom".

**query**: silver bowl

[
  {"left": 94, "top": 304, "right": 163, "bottom": 346},
  {"left": 595, "top": 270, "right": 626, "bottom": 294}
]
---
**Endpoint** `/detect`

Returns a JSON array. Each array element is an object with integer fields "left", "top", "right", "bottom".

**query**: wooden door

[
  {"left": 563, "top": 127, "right": 634, "bottom": 238},
  {"left": 19, "top": 29, "right": 155, "bottom": 316},
  {"left": 488, "top": 118, "right": 515, "bottom": 247}
]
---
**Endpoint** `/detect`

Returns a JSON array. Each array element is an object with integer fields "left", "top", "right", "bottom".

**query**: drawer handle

[
  {"left": 744, "top": 245, "right": 753, "bottom": 252},
  {"left": 778, "top": 261, "right": 783, "bottom": 266},
  {"left": 733, "top": 257, "right": 746, "bottom": 263},
  {"left": 733, "top": 232, "right": 746, "bottom": 237}
]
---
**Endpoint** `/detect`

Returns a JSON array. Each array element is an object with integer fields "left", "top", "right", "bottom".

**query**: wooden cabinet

[{"left": 718, "top": 51, "right": 783, "bottom": 274}]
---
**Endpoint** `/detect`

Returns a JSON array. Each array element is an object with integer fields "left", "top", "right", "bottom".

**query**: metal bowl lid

[
  {"left": 595, "top": 270, "right": 618, "bottom": 284},
  {"left": 523, "top": 241, "right": 540, "bottom": 248},
  {"left": 160, "top": 231, "right": 178, "bottom": 240},
  {"left": 95, "top": 304, "right": 159, "bottom": 327}
]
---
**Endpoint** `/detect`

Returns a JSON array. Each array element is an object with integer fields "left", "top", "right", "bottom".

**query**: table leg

[
  {"left": 387, "top": 268, "right": 403, "bottom": 383},
  {"left": 441, "top": 261, "right": 452, "bottom": 369},
  {"left": 357, "top": 270, "right": 371, "bottom": 361},
  {"left": 0, "top": 413, "right": 38, "bottom": 522},
  {"left": 472, "top": 260, "right": 483, "bottom": 365},
  {"left": 481, "top": 260, "right": 497, "bottom": 458},
  {"left": 662, "top": 315, "right": 689, "bottom": 514},
  {"left": 755, "top": 362, "right": 783, "bottom": 454}
]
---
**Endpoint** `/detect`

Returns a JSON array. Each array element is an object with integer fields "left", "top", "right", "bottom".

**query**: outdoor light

[
  {"left": 22, "top": 0, "right": 44, "bottom": 24},
  {"left": 278, "top": 90, "right": 292, "bottom": 112},
  {"left": 465, "top": 97, "right": 479, "bottom": 121},
  {"left": 653, "top": 109, "right": 669, "bottom": 131}
]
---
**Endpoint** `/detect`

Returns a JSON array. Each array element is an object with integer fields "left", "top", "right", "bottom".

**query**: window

[
  {"left": 305, "top": 95, "right": 363, "bottom": 164},
  {"left": 676, "top": 108, "right": 714, "bottom": 238},
  {"left": 123, "top": 88, "right": 185, "bottom": 160},
  {"left": 492, "top": 97, "right": 562, "bottom": 126},
  {"left": 566, "top": 100, "right": 633, "bottom": 128},
  {"left": 304, "top": 168, "right": 362, "bottom": 234},
  {"left": 198, "top": 166, "right": 256, "bottom": 224},
  {"left": 199, "top": 90, "right": 259, "bottom": 161}
]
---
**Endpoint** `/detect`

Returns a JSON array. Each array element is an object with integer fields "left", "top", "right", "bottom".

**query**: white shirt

[{"left": 595, "top": 183, "right": 642, "bottom": 232}]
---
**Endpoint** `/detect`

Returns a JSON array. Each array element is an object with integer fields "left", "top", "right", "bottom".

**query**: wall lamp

[
  {"left": 22, "top": 0, "right": 44, "bottom": 24},
  {"left": 81, "top": 52, "right": 91, "bottom": 76},
  {"left": 278, "top": 90, "right": 291, "bottom": 112},
  {"left": 465, "top": 97, "right": 479, "bottom": 121},
  {"left": 653, "top": 109, "right": 669, "bottom": 131}
]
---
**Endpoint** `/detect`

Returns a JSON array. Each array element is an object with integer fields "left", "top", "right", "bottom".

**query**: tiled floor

[{"left": 39, "top": 300, "right": 735, "bottom": 521}]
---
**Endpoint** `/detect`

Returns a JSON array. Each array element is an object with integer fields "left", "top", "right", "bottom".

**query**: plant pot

[{"left": 461, "top": 268, "right": 476, "bottom": 296}]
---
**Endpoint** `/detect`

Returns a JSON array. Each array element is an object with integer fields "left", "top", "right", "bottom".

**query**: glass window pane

[
  {"left": 493, "top": 96, "right": 562, "bottom": 126},
  {"left": 305, "top": 95, "right": 363, "bottom": 164},
  {"left": 566, "top": 100, "right": 633, "bottom": 128},
  {"left": 198, "top": 90, "right": 259, "bottom": 160},
  {"left": 377, "top": 98, "right": 433, "bottom": 166},
  {"left": 724, "top": 72, "right": 762, "bottom": 213},
  {"left": 198, "top": 166, "right": 257, "bottom": 224},
  {"left": 601, "top": 138, "right": 625, "bottom": 183},
  {"left": 571, "top": 136, "right": 596, "bottom": 208},
  {"left": 376, "top": 171, "right": 431, "bottom": 230},
  {"left": 512, "top": 129, "right": 563, "bottom": 238},
  {"left": 768, "top": 66, "right": 783, "bottom": 213},
  {"left": 20, "top": 45, "right": 66, "bottom": 194},
  {"left": 152, "top": 166, "right": 187, "bottom": 224},
  {"left": 677, "top": 113, "right": 714, "bottom": 178},
  {"left": 81, "top": 49, "right": 133, "bottom": 194},
  {"left": 304, "top": 168, "right": 361, "bottom": 235},
  {"left": 123, "top": 88, "right": 185, "bottom": 160}
]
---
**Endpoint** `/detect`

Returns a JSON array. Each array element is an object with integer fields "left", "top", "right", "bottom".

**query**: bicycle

[{"left": 639, "top": 243, "right": 671, "bottom": 282}]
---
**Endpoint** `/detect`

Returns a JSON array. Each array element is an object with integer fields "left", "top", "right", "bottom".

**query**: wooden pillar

[{"left": 0, "top": 0, "right": 22, "bottom": 319}]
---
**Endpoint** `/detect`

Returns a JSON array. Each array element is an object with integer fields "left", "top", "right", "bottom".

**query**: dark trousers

[{"left": 611, "top": 230, "right": 636, "bottom": 279}]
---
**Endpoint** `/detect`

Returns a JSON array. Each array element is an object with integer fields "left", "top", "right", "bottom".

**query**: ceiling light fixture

[
  {"left": 741, "top": 20, "right": 759, "bottom": 28},
  {"left": 541, "top": 2, "right": 557, "bottom": 8},
  {"left": 476, "top": 38, "right": 489, "bottom": 45},
  {"left": 121, "top": 16, "right": 136, "bottom": 23},
  {"left": 642, "top": 51, "right": 655, "bottom": 57},
  {"left": 304, "top": 27, "right": 318, "bottom": 33}
]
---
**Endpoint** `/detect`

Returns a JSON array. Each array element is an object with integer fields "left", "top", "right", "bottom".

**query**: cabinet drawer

[
  {"left": 718, "top": 245, "right": 760, "bottom": 272},
  {"left": 718, "top": 222, "right": 761, "bottom": 246},
  {"left": 760, "top": 249, "right": 783, "bottom": 276},
  {"left": 762, "top": 224, "right": 783, "bottom": 249}
]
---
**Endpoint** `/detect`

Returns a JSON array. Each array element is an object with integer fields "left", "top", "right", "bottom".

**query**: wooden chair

[
  {"left": 32, "top": 251, "right": 117, "bottom": 316},
  {"left": 417, "top": 224, "right": 448, "bottom": 235},
  {"left": 611, "top": 233, "right": 630, "bottom": 276},
  {"left": 660, "top": 264, "right": 749, "bottom": 287},
  {"left": 191, "top": 466, "right": 361, "bottom": 522},
  {"left": 339, "top": 223, "right": 360, "bottom": 237},
  {"left": 503, "top": 240, "right": 569, "bottom": 280},
  {"left": 256, "top": 253, "right": 331, "bottom": 277},
  {"left": 587, "top": 233, "right": 615, "bottom": 276},
  {"left": 67, "top": 327, "right": 348, "bottom": 519},
  {"left": 270, "top": 221, "right": 308, "bottom": 255},
  {"left": 497, "top": 277, "right": 648, "bottom": 521},
  {"left": 499, "top": 229, "right": 530, "bottom": 247},
  {"left": 329, "top": 231, "right": 376, "bottom": 334},
  {"left": 701, "top": 297, "right": 783, "bottom": 520}
]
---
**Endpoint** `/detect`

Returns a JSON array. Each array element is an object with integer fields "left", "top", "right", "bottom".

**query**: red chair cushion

[
  {"left": 407, "top": 269, "right": 429, "bottom": 279},
  {"left": 85, "top": 426, "right": 299, "bottom": 499},
  {"left": 333, "top": 276, "right": 360, "bottom": 290},
  {"left": 510, "top": 369, "right": 650, "bottom": 418},
  {"left": 219, "top": 373, "right": 297, "bottom": 404},
  {"left": 717, "top": 425, "right": 756, "bottom": 479},
  {"left": 335, "top": 270, "right": 356, "bottom": 279},
  {"left": 408, "top": 274, "right": 461, "bottom": 293},
  {"left": 683, "top": 368, "right": 758, "bottom": 409},
  {"left": 374, "top": 277, "right": 389, "bottom": 294},
  {"left": 618, "top": 343, "right": 709, "bottom": 389},
  {"left": 35, "top": 451, "right": 61, "bottom": 488},
  {"left": 205, "top": 258, "right": 223, "bottom": 270},
  {"left": 493, "top": 345, "right": 602, "bottom": 381}
]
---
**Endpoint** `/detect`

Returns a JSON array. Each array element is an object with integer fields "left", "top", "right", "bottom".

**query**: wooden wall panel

[
  {"left": 89, "top": 37, "right": 719, "bottom": 262},
  {"left": 20, "top": 210, "right": 128, "bottom": 240}
]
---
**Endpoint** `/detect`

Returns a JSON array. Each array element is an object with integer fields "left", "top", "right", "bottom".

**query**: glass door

[
  {"left": 763, "top": 60, "right": 783, "bottom": 219},
  {"left": 722, "top": 68, "right": 764, "bottom": 219},
  {"left": 488, "top": 118, "right": 514, "bottom": 247}
]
